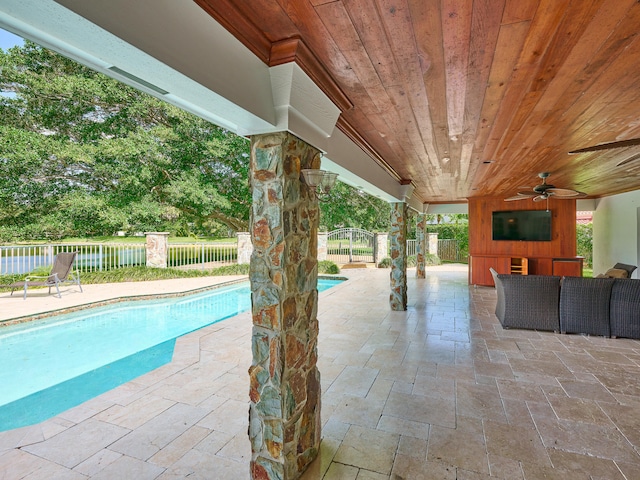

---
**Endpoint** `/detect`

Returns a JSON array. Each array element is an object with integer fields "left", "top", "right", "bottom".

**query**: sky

[{"left": 0, "top": 28, "right": 24, "bottom": 50}]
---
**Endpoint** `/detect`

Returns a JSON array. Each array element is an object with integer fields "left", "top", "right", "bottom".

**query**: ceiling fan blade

[
  {"left": 546, "top": 188, "right": 582, "bottom": 197},
  {"left": 516, "top": 192, "right": 536, "bottom": 197},
  {"left": 616, "top": 152, "right": 640, "bottom": 167},
  {"left": 505, "top": 195, "right": 530, "bottom": 201},
  {"left": 569, "top": 137, "right": 640, "bottom": 154}
]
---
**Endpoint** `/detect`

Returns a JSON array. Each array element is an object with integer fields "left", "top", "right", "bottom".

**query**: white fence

[
  {"left": 168, "top": 243, "right": 237, "bottom": 270},
  {"left": 405, "top": 239, "right": 464, "bottom": 262},
  {"left": 407, "top": 239, "right": 417, "bottom": 257},
  {"left": 0, "top": 243, "right": 237, "bottom": 275}
]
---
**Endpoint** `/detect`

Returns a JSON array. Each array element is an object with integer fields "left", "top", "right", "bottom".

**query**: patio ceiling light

[{"left": 300, "top": 169, "right": 338, "bottom": 201}]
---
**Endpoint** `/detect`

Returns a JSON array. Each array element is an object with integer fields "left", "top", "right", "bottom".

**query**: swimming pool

[{"left": 0, "top": 278, "right": 342, "bottom": 431}]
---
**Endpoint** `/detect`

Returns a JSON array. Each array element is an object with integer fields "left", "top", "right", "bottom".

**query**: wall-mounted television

[{"left": 492, "top": 210, "right": 552, "bottom": 241}]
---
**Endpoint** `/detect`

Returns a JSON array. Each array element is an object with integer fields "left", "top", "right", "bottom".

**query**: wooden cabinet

[
  {"left": 469, "top": 255, "right": 583, "bottom": 286},
  {"left": 552, "top": 258, "right": 583, "bottom": 277},
  {"left": 467, "top": 197, "right": 580, "bottom": 286},
  {"left": 469, "top": 255, "right": 510, "bottom": 286}
]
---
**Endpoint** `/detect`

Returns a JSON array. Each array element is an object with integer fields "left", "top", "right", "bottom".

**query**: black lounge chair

[{"left": 10, "top": 251, "right": 83, "bottom": 300}]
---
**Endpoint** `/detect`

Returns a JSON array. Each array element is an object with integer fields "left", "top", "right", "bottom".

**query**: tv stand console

[{"left": 469, "top": 255, "right": 583, "bottom": 286}]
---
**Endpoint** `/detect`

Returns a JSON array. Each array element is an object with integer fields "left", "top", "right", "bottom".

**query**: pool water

[{"left": 0, "top": 278, "right": 342, "bottom": 431}]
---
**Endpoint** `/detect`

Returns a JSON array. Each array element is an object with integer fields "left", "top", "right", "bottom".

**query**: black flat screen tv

[{"left": 492, "top": 210, "right": 552, "bottom": 241}]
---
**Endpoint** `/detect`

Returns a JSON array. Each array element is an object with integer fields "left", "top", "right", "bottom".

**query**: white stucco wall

[{"left": 593, "top": 189, "right": 640, "bottom": 278}]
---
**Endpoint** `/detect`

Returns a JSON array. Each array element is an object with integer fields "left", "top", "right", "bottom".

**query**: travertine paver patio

[{"left": 2, "top": 266, "right": 640, "bottom": 479}]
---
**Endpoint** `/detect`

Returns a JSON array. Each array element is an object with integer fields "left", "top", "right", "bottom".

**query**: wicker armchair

[
  {"left": 610, "top": 279, "right": 640, "bottom": 339},
  {"left": 559, "top": 277, "right": 615, "bottom": 336},
  {"left": 491, "top": 269, "right": 562, "bottom": 332}
]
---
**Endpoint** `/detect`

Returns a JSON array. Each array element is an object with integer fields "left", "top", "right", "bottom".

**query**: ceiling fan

[{"left": 505, "top": 172, "right": 587, "bottom": 202}]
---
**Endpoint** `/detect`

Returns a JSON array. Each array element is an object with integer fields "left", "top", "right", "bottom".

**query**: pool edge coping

[
  {"left": 0, "top": 276, "right": 250, "bottom": 328},
  {"left": 0, "top": 274, "right": 349, "bottom": 328}
]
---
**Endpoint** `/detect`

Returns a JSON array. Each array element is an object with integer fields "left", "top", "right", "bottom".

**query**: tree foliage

[
  {"left": 0, "top": 42, "right": 392, "bottom": 241},
  {"left": 318, "top": 182, "right": 391, "bottom": 232},
  {"left": 576, "top": 222, "right": 593, "bottom": 267},
  {"left": 0, "top": 41, "right": 250, "bottom": 240}
]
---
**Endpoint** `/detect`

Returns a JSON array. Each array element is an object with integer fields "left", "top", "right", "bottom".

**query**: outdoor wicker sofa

[{"left": 491, "top": 268, "right": 640, "bottom": 339}]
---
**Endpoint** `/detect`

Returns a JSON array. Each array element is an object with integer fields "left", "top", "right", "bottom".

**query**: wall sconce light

[{"left": 300, "top": 169, "right": 338, "bottom": 200}]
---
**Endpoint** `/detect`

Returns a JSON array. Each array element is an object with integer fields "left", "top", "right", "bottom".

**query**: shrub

[
  {"left": 425, "top": 253, "right": 442, "bottom": 265},
  {"left": 378, "top": 257, "right": 391, "bottom": 268},
  {"left": 318, "top": 260, "right": 340, "bottom": 274},
  {"left": 210, "top": 264, "right": 249, "bottom": 275},
  {"left": 378, "top": 254, "right": 441, "bottom": 268},
  {"left": 0, "top": 264, "right": 250, "bottom": 292}
]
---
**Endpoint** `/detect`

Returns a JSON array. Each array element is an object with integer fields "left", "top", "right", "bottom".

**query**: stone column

[
  {"left": 144, "top": 232, "right": 170, "bottom": 268},
  {"left": 416, "top": 214, "right": 426, "bottom": 278},
  {"left": 237, "top": 232, "right": 253, "bottom": 265},
  {"left": 428, "top": 232, "right": 438, "bottom": 255},
  {"left": 374, "top": 233, "right": 388, "bottom": 265},
  {"left": 389, "top": 203, "right": 407, "bottom": 310},
  {"left": 317, "top": 231, "right": 328, "bottom": 261},
  {"left": 248, "top": 132, "right": 321, "bottom": 480}
]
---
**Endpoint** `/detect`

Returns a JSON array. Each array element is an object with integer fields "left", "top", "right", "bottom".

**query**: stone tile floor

[{"left": 2, "top": 266, "right": 640, "bottom": 479}]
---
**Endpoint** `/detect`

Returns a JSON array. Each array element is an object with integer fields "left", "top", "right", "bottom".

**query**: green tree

[
  {"left": 319, "top": 182, "right": 391, "bottom": 232},
  {"left": 425, "top": 214, "right": 469, "bottom": 262},
  {"left": 0, "top": 41, "right": 392, "bottom": 241},
  {"left": 576, "top": 222, "right": 593, "bottom": 267},
  {"left": 0, "top": 41, "right": 250, "bottom": 239}
]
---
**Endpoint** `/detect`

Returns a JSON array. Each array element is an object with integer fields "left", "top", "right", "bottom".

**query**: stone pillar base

[
  {"left": 237, "top": 232, "right": 252, "bottom": 264},
  {"left": 145, "top": 232, "right": 170, "bottom": 268}
]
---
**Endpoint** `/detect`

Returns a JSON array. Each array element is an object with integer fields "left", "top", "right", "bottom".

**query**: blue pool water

[{"left": 0, "top": 278, "right": 342, "bottom": 431}]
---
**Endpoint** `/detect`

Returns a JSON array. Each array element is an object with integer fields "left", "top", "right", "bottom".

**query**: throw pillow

[
  {"left": 613, "top": 262, "right": 637, "bottom": 277},
  {"left": 604, "top": 268, "right": 628, "bottom": 278}
]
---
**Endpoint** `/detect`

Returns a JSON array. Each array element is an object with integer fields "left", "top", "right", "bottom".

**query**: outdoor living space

[{"left": 2, "top": 265, "right": 640, "bottom": 479}]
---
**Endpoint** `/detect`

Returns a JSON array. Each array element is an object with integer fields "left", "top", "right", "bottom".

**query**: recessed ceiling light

[{"left": 482, "top": 160, "right": 495, "bottom": 164}]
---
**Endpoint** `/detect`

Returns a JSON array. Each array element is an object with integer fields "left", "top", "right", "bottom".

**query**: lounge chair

[{"left": 10, "top": 251, "right": 83, "bottom": 300}]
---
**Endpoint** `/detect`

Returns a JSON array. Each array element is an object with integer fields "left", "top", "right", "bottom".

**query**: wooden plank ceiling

[{"left": 195, "top": 0, "right": 640, "bottom": 204}]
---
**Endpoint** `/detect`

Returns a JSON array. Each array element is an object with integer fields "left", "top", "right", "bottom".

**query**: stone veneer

[
  {"left": 389, "top": 202, "right": 407, "bottom": 310},
  {"left": 248, "top": 132, "right": 321, "bottom": 480},
  {"left": 416, "top": 214, "right": 426, "bottom": 278}
]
